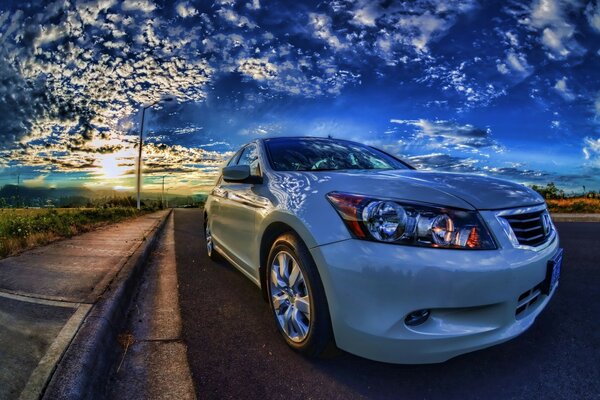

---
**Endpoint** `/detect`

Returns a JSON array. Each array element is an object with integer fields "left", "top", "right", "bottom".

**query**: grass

[
  {"left": 546, "top": 198, "right": 600, "bottom": 214},
  {"left": 0, "top": 207, "right": 146, "bottom": 258}
]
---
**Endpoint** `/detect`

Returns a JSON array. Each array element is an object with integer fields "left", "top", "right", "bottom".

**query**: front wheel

[{"left": 266, "top": 232, "right": 333, "bottom": 356}]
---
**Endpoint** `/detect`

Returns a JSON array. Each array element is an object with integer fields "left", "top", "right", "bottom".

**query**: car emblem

[{"left": 541, "top": 213, "right": 551, "bottom": 236}]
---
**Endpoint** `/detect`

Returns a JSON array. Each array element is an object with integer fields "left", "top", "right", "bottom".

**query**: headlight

[{"left": 327, "top": 191, "right": 496, "bottom": 249}]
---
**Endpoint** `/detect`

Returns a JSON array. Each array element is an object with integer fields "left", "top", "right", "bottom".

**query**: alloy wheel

[{"left": 270, "top": 251, "right": 311, "bottom": 342}]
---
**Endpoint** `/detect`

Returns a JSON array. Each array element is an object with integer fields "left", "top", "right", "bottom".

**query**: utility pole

[
  {"left": 16, "top": 173, "right": 19, "bottom": 208},
  {"left": 162, "top": 175, "right": 165, "bottom": 208},
  {"left": 166, "top": 187, "right": 173, "bottom": 208}
]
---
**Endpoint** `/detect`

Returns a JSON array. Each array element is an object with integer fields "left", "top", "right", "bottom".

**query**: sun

[{"left": 98, "top": 153, "right": 128, "bottom": 179}]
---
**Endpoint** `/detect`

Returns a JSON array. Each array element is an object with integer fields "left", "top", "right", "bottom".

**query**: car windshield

[{"left": 265, "top": 138, "right": 410, "bottom": 172}]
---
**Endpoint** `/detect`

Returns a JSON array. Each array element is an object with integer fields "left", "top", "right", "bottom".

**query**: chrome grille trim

[{"left": 495, "top": 204, "right": 556, "bottom": 250}]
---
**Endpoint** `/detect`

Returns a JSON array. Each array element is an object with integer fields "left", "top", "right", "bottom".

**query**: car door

[
  {"left": 216, "top": 143, "right": 262, "bottom": 276},
  {"left": 209, "top": 149, "right": 242, "bottom": 247}
]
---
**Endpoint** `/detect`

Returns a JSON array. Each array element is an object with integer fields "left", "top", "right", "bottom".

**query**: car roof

[{"left": 261, "top": 136, "right": 360, "bottom": 145}]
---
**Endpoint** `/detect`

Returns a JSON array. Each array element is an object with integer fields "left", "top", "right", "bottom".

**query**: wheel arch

[
  {"left": 258, "top": 212, "right": 321, "bottom": 301},
  {"left": 259, "top": 221, "right": 296, "bottom": 301}
]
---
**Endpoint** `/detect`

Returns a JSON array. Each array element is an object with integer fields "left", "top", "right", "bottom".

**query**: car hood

[{"left": 273, "top": 169, "right": 544, "bottom": 211}]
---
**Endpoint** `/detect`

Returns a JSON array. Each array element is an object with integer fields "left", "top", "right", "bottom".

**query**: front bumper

[{"left": 310, "top": 232, "right": 560, "bottom": 364}]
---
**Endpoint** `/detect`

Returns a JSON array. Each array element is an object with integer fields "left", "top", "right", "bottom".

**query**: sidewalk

[{"left": 0, "top": 210, "right": 170, "bottom": 399}]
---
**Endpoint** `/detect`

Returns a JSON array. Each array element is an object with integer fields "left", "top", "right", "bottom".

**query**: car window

[
  {"left": 237, "top": 144, "right": 259, "bottom": 166},
  {"left": 227, "top": 149, "right": 243, "bottom": 166},
  {"left": 233, "top": 143, "right": 261, "bottom": 177},
  {"left": 264, "top": 138, "right": 410, "bottom": 172}
]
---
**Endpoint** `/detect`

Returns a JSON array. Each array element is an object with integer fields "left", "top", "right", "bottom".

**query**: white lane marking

[
  {"left": 0, "top": 291, "right": 81, "bottom": 308},
  {"left": 18, "top": 304, "right": 92, "bottom": 400}
]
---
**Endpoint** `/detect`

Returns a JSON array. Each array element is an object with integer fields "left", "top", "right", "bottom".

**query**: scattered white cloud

[
  {"left": 407, "top": 153, "right": 480, "bottom": 172},
  {"left": 23, "top": 174, "right": 48, "bottom": 186},
  {"left": 497, "top": 50, "right": 533, "bottom": 78},
  {"left": 309, "top": 13, "right": 347, "bottom": 50},
  {"left": 175, "top": 1, "right": 198, "bottom": 18},
  {"left": 246, "top": 0, "right": 260, "bottom": 10},
  {"left": 418, "top": 62, "right": 506, "bottom": 106},
  {"left": 583, "top": 137, "right": 600, "bottom": 165},
  {"left": 121, "top": 0, "right": 156, "bottom": 13},
  {"left": 237, "top": 58, "right": 278, "bottom": 81},
  {"left": 390, "top": 119, "right": 501, "bottom": 152},
  {"left": 239, "top": 123, "right": 282, "bottom": 136},
  {"left": 344, "top": 0, "right": 476, "bottom": 55},
  {"left": 523, "top": 0, "right": 585, "bottom": 59},
  {"left": 553, "top": 76, "right": 575, "bottom": 101},
  {"left": 217, "top": 7, "right": 257, "bottom": 29},
  {"left": 587, "top": 0, "right": 600, "bottom": 32}
]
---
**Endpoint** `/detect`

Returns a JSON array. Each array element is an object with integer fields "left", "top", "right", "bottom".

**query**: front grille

[
  {"left": 516, "top": 282, "right": 543, "bottom": 317},
  {"left": 503, "top": 210, "right": 551, "bottom": 247}
]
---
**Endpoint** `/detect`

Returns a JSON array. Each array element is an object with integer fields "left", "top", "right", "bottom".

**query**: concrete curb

[
  {"left": 551, "top": 213, "right": 600, "bottom": 223},
  {"left": 42, "top": 209, "right": 173, "bottom": 400}
]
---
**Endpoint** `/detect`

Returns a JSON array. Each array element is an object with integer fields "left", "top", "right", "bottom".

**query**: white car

[{"left": 204, "top": 137, "right": 562, "bottom": 364}]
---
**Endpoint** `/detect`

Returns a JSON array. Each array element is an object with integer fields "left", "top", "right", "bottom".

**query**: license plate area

[{"left": 542, "top": 248, "right": 563, "bottom": 295}]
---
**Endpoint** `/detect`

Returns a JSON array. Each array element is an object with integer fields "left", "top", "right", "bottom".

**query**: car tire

[
  {"left": 266, "top": 232, "right": 333, "bottom": 357},
  {"left": 204, "top": 216, "right": 220, "bottom": 261}
]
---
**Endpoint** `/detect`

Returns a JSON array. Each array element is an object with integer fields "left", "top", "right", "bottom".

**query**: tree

[{"left": 530, "top": 182, "right": 565, "bottom": 199}]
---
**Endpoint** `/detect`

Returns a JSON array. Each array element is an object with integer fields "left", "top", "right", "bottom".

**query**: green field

[{"left": 0, "top": 207, "right": 145, "bottom": 258}]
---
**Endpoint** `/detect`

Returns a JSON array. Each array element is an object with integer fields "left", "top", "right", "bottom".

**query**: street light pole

[
  {"left": 166, "top": 187, "right": 173, "bottom": 208},
  {"left": 135, "top": 96, "right": 175, "bottom": 210},
  {"left": 161, "top": 175, "right": 165, "bottom": 208},
  {"left": 136, "top": 107, "right": 147, "bottom": 210}
]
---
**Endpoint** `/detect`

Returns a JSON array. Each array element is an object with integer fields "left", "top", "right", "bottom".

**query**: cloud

[
  {"left": 239, "top": 122, "right": 282, "bottom": 136},
  {"left": 237, "top": 58, "right": 278, "bottom": 81},
  {"left": 583, "top": 137, "right": 600, "bottom": 165},
  {"left": 0, "top": 53, "right": 85, "bottom": 147},
  {"left": 497, "top": 50, "right": 533, "bottom": 78},
  {"left": 587, "top": 0, "right": 600, "bottom": 32},
  {"left": 482, "top": 165, "right": 547, "bottom": 179},
  {"left": 246, "top": 0, "right": 260, "bottom": 10},
  {"left": 407, "top": 153, "right": 550, "bottom": 182},
  {"left": 121, "top": 0, "right": 156, "bottom": 13},
  {"left": 418, "top": 62, "right": 506, "bottom": 106},
  {"left": 0, "top": 1, "right": 213, "bottom": 150},
  {"left": 407, "top": 153, "right": 480, "bottom": 172},
  {"left": 390, "top": 119, "right": 500, "bottom": 152},
  {"left": 343, "top": 0, "right": 477, "bottom": 54},
  {"left": 309, "top": 13, "right": 347, "bottom": 50},
  {"left": 217, "top": 7, "right": 257, "bottom": 29},
  {"left": 553, "top": 76, "right": 575, "bottom": 101},
  {"left": 524, "top": 0, "right": 585, "bottom": 59},
  {"left": 23, "top": 174, "right": 48, "bottom": 186},
  {"left": 175, "top": 1, "right": 198, "bottom": 18}
]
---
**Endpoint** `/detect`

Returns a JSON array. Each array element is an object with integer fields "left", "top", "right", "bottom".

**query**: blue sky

[{"left": 0, "top": 0, "right": 599, "bottom": 195}]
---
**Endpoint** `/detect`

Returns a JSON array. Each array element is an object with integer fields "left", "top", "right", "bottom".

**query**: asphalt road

[{"left": 174, "top": 209, "right": 600, "bottom": 400}]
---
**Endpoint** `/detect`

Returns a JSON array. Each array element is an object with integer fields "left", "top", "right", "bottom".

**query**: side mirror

[
  {"left": 222, "top": 165, "right": 262, "bottom": 183},
  {"left": 223, "top": 165, "right": 250, "bottom": 182}
]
